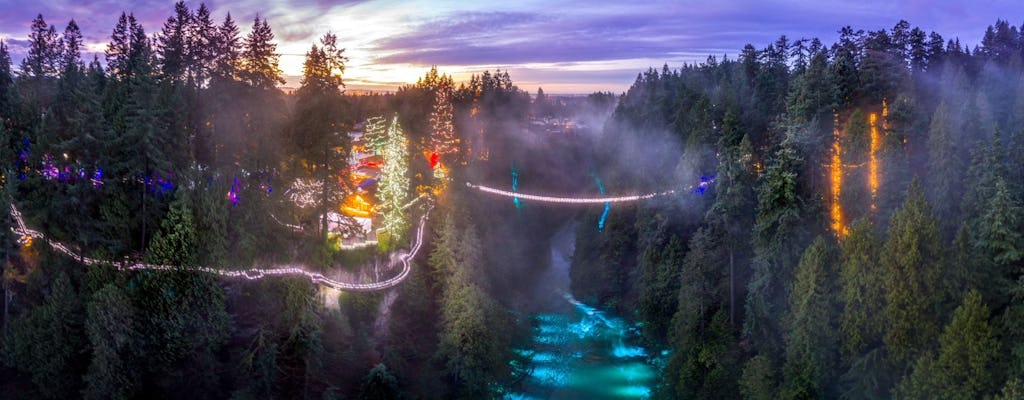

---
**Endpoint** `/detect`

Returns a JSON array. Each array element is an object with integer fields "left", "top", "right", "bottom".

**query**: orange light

[
  {"left": 341, "top": 193, "right": 375, "bottom": 218},
  {"left": 869, "top": 112, "right": 880, "bottom": 212},
  {"left": 831, "top": 112, "right": 848, "bottom": 237}
]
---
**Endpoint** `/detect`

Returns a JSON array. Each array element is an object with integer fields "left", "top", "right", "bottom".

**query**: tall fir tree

[
  {"left": 240, "top": 17, "right": 284, "bottom": 89},
  {"left": 745, "top": 140, "right": 805, "bottom": 355},
  {"left": 211, "top": 13, "right": 241, "bottom": 82},
  {"left": 883, "top": 181, "right": 947, "bottom": 367},
  {"left": 782, "top": 237, "right": 838, "bottom": 399},
  {"left": 156, "top": 1, "right": 192, "bottom": 83},
  {"left": 838, "top": 218, "right": 884, "bottom": 359}
]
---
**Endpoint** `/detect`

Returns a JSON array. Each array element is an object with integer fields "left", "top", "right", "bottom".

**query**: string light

[
  {"left": 9, "top": 202, "right": 432, "bottom": 292},
  {"left": 869, "top": 112, "right": 880, "bottom": 212},
  {"left": 465, "top": 182, "right": 676, "bottom": 204}
]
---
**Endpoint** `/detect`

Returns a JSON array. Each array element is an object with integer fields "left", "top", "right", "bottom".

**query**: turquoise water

[{"left": 507, "top": 294, "right": 659, "bottom": 399}]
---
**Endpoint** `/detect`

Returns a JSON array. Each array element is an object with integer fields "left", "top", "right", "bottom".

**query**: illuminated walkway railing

[{"left": 9, "top": 202, "right": 432, "bottom": 292}]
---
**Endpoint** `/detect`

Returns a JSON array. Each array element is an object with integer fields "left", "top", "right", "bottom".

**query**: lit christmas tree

[
  {"left": 378, "top": 114, "right": 410, "bottom": 242},
  {"left": 429, "top": 79, "right": 457, "bottom": 162}
]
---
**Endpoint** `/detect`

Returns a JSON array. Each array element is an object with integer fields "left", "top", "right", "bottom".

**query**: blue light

[
  {"left": 694, "top": 174, "right": 715, "bottom": 195},
  {"left": 593, "top": 175, "right": 610, "bottom": 232},
  {"left": 511, "top": 162, "right": 521, "bottom": 209},
  {"left": 611, "top": 343, "right": 646, "bottom": 358}
]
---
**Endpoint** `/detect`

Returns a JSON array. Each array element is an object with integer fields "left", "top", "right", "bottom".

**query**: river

[{"left": 506, "top": 224, "right": 662, "bottom": 399}]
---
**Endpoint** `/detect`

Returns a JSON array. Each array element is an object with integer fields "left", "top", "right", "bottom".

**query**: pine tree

[
  {"left": 936, "top": 290, "right": 1001, "bottom": 398},
  {"left": 291, "top": 33, "right": 349, "bottom": 238},
  {"left": 883, "top": 181, "right": 947, "bottom": 367},
  {"left": 188, "top": 3, "right": 216, "bottom": 86},
  {"left": 1, "top": 272, "right": 86, "bottom": 398},
  {"left": 839, "top": 218, "right": 884, "bottom": 358},
  {"left": 1004, "top": 276, "right": 1024, "bottom": 376},
  {"left": 925, "top": 100, "right": 954, "bottom": 235},
  {"left": 782, "top": 236, "right": 838, "bottom": 399},
  {"left": 745, "top": 141, "right": 805, "bottom": 354},
  {"left": 144, "top": 193, "right": 197, "bottom": 267},
  {"left": 379, "top": 115, "right": 410, "bottom": 243},
  {"left": 639, "top": 233, "right": 684, "bottom": 341},
  {"left": 0, "top": 40, "right": 13, "bottom": 115},
  {"left": 105, "top": 13, "right": 132, "bottom": 79},
  {"left": 157, "top": 1, "right": 192, "bottom": 82},
  {"left": 896, "top": 290, "right": 1001, "bottom": 399},
  {"left": 973, "top": 179, "right": 1023, "bottom": 306},
  {"left": 105, "top": 13, "right": 148, "bottom": 80},
  {"left": 358, "top": 363, "right": 400, "bottom": 400},
  {"left": 59, "top": 20, "right": 84, "bottom": 73},
  {"left": 429, "top": 214, "right": 459, "bottom": 282},
  {"left": 210, "top": 13, "right": 241, "bottom": 82},
  {"left": 83, "top": 284, "right": 138, "bottom": 400},
  {"left": 240, "top": 17, "right": 284, "bottom": 89},
  {"left": 20, "top": 14, "right": 60, "bottom": 79},
  {"left": 436, "top": 224, "right": 510, "bottom": 399},
  {"left": 962, "top": 131, "right": 1008, "bottom": 234}
]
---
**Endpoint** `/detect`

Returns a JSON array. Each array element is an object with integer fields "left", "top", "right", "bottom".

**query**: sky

[{"left": 1, "top": 0, "right": 1023, "bottom": 94}]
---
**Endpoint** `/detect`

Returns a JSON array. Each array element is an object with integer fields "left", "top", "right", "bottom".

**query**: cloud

[{"left": 3, "top": 0, "right": 1024, "bottom": 91}]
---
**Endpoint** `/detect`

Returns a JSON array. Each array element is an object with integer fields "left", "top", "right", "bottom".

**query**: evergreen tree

[
  {"left": 745, "top": 141, "right": 804, "bottom": 354},
  {"left": 781, "top": 236, "right": 838, "bottom": 399},
  {"left": 668, "top": 308, "right": 741, "bottom": 399},
  {"left": 740, "top": 354, "right": 779, "bottom": 400},
  {"left": 192, "top": 178, "right": 228, "bottom": 267},
  {"left": 1004, "top": 276, "right": 1024, "bottom": 376},
  {"left": 638, "top": 231, "right": 683, "bottom": 341},
  {"left": 379, "top": 115, "right": 410, "bottom": 243},
  {"left": 925, "top": 101, "right": 962, "bottom": 235},
  {"left": 883, "top": 181, "right": 946, "bottom": 367},
  {"left": 291, "top": 33, "right": 349, "bottom": 238},
  {"left": 144, "top": 193, "right": 197, "bottom": 267},
  {"left": 240, "top": 17, "right": 284, "bottom": 89},
  {"left": 0, "top": 40, "right": 13, "bottom": 115},
  {"left": 429, "top": 77, "right": 457, "bottom": 158},
  {"left": 896, "top": 290, "right": 1001, "bottom": 399},
  {"left": 973, "top": 179, "right": 1023, "bottom": 306},
  {"left": 104, "top": 13, "right": 133, "bottom": 79},
  {"left": 436, "top": 224, "right": 511, "bottom": 399},
  {"left": 188, "top": 3, "right": 216, "bottom": 86},
  {"left": 838, "top": 218, "right": 884, "bottom": 358},
  {"left": 211, "top": 13, "right": 241, "bottom": 82},
  {"left": 1, "top": 272, "right": 86, "bottom": 399},
  {"left": 20, "top": 14, "right": 60, "bottom": 79},
  {"left": 59, "top": 20, "right": 85, "bottom": 73},
  {"left": 83, "top": 284, "right": 138, "bottom": 400},
  {"left": 935, "top": 290, "right": 1002, "bottom": 398},
  {"left": 961, "top": 132, "right": 1007, "bottom": 233},
  {"left": 157, "top": 1, "right": 192, "bottom": 83},
  {"left": 358, "top": 363, "right": 401, "bottom": 400}
]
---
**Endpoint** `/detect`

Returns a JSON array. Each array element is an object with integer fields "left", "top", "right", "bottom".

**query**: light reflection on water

[{"left": 508, "top": 294, "right": 658, "bottom": 399}]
